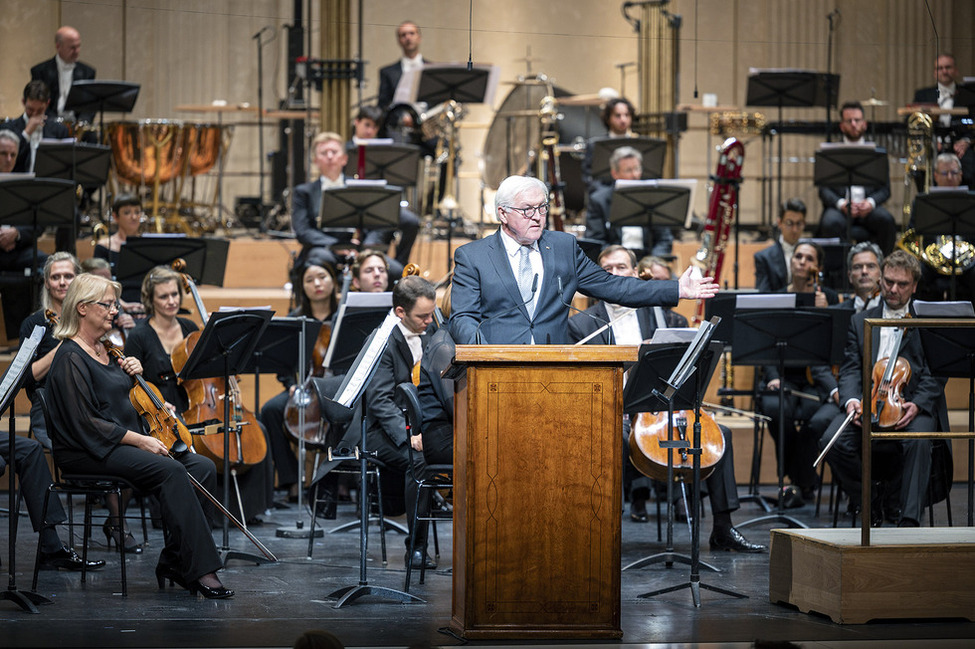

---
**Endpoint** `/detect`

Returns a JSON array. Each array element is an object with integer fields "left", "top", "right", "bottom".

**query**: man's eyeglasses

[
  {"left": 91, "top": 300, "right": 121, "bottom": 312},
  {"left": 503, "top": 203, "right": 549, "bottom": 218}
]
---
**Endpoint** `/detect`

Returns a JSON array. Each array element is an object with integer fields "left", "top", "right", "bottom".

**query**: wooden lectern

[{"left": 448, "top": 345, "right": 637, "bottom": 640}]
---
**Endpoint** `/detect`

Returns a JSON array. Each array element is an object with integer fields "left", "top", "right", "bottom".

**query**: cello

[
  {"left": 169, "top": 260, "right": 267, "bottom": 471},
  {"left": 628, "top": 408, "right": 726, "bottom": 483}
]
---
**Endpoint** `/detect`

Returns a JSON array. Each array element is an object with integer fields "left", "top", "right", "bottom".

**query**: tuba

[{"left": 897, "top": 111, "right": 975, "bottom": 275}]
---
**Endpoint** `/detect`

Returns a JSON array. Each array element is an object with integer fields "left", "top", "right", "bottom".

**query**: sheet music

[
  {"left": 322, "top": 291, "right": 392, "bottom": 368},
  {"left": 648, "top": 328, "right": 698, "bottom": 344},
  {"left": 736, "top": 294, "right": 797, "bottom": 309},
  {"left": 345, "top": 179, "right": 388, "bottom": 188},
  {"left": 0, "top": 325, "right": 44, "bottom": 405},
  {"left": 334, "top": 312, "right": 401, "bottom": 407},
  {"left": 914, "top": 300, "right": 975, "bottom": 318},
  {"left": 351, "top": 137, "right": 394, "bottom": 146}
]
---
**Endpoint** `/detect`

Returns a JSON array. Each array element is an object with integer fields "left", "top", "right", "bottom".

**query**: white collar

[
  {"left": 498, "top": 228, "right": 536, "bottom": 257},
  {"left": 56, "top": 54, "right": 75, "bottom": 71}
]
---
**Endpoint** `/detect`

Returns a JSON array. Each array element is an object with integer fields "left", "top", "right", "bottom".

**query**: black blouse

[
  {"left": 19, "top": 309, "right": 58, "bottom": 396},
  {"left": 124, "top": 317, "right": 199, "bottom": 413},
  {"left": 47, "top": 339, "right": 142, "bottom": 463}
]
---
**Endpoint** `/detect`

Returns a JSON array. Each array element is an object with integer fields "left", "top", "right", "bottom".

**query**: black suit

[
  {"left": 820, "top": 302, "right": 950, "bottom": 523},
  {"left": 567, "top": 302, "right": 741, "bottom": 515},
  {"left": 818, "top": 180, "right": 897, "bottom": 254},
  {"left": 416, "top": 327, "right": 454, "bottom": 466},
  {"left": 913, "top": 84, "right": 975, "bottom": 191},
  {"left": 30, "top": 57, "right": 96, "bottom": 122},
  {"left": 290, "top": 177, "right": 419, "bottom": 273},
  {"left": 753, "top": 240, "right": 788, "bottom": 293},
  {"left": 377, "top": 62, "right": 404, "bottom": 110},
  {"left": 584, "top": 183, "right": 674, "bottom": 257},
  {"left": 0, "top": 115, "right": 71, "bottom": 173},
  {"left": 365, "top": 326, "right": 431, "bottom": 547}
]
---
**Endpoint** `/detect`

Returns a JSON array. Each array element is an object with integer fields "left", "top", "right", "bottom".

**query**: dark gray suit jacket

[{"left": 449, "top": 229, "right": 680, "bottom": 345}]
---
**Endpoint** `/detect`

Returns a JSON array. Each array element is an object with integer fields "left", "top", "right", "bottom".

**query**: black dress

[
  {"left": 19, "top": 309, "right": 60, "bottom": 448},
  {"left": 46, "top": 339, "right": 222, "bottom": 582},
  {"left": 124, "top": 318, "right": 274, "bottom": 523}
]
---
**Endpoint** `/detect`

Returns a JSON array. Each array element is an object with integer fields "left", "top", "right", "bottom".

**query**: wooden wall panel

[{"left": 0, "top": 1, "right": 970, "bottom": 231}]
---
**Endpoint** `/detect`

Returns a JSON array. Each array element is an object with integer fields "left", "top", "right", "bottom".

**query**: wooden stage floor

[{"left": 1, "top": 481, "right": 973, "bottom": 649}]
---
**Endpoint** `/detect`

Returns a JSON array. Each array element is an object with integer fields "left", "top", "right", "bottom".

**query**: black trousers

[
  {"left": 759, "top": 384, "right": 823, "bottom": 493},
  {"left": 820, "top": 410, "right": 935, "bottom": 523},
  {"left": 0, "top": 433, "right": 66, "bottom": 552},
  {"left": 58, "top": 446, "right": 222, "bottom": 582}
]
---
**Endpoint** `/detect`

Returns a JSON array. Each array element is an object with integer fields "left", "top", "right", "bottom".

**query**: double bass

[{"left": 169, "top": 260, "right": 267, "bottom": 471}]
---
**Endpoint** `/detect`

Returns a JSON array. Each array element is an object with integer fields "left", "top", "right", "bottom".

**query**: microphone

[
  {"left": 557, "top": 276, "right": 610, "bottom": 329},
  {"left": 827, "top": 8, "right": 840, "bottom": 20},
  {"left": 252, "top": 25, "right": 272, "bottom": 40},
  {"left": 473, "top": 274, "right": 538, "bottom": 344}
]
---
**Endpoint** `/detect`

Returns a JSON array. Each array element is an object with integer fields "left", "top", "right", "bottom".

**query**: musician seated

[
  {"left": 278, "top": 250, "right": 389, "bottom": 515},
  {"left": 756, "top": 241, "right": 839, "bottom": 507},
  {"left": 81, "top": 257, "right": 137, "bottom": 339},
  {"left": 350, "top": 104, "right": 383, "bottom": 143},
  {"left": 584, "top": 147, "right": 673, "bottom": 258},
  {"left": 913, "top": 54, "right": 973, "bottom": 187},
  {"left": 46, "top": 273, "right": 232, "bottom": 598},
  {"left": 754, "top": 198, "right": 807, "bottom": 293},
  {"left": 568, "top": 245, "right": 765, "bottom": 552},
  {"left": 125, "top": 266, "right": 273, "bottom": 526},
  {"left": 817, "top": 101, "right": 897, "bottom": 255},
  {"left": 0, "top": 81, "right": 70, "bottom": 173},
  {"left": 819, "top": 250, "right": 951, "bottom": 527},
  {"left": 93, "top": 193, "right": 149, "bottom": 308},
  {"left": 292, "top": 132, "right": 418, "bottom": 275},
  {"left": 364, "top": 276, "right": 441, "bottom": 568},
  {"left": 911, "top": 152, "right": 975, "bottom": 303},
  {"left": 0, "top": 128, "right": 47, "bottom": 342},
  {"left": 582, "top": 96, "right": 637, "bottom": 192},
  {"left": 260, "top": 259, "right": 339, "bottom": 500}
]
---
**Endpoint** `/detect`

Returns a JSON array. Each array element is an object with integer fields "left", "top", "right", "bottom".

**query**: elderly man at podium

[{"left": 448, "top": 175, "right": 718, "bottom": 345}]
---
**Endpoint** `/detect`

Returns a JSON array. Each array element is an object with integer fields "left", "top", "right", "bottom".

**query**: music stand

[
  {"left": 918, "top": 320, "right": 975, "bottom": 526},
  {"left": 238, "top": 317, "right": 324, "bottom": 541},
  {"left": 345, "top": 144, "right": 421, "bottom": 188},
  {"left": 607, "top": 181, "right": 692, "bottom": 249},
  {"left": 589, "top": 136, "right": 667, "bottom": 185},
  {"left": 732, "top": 309, "right": 833, "bottom": 529},
  {"left": 319, "top": 185, "right": 401, "bottom": 242},
  {"left": 413, "top": 65, "right": 499, "bottom": 271},
  {"left": 322, "top": 292, "right": 392, "bottom": 376},
  {"left": 314, "top": 314, "right": 424, "bottom": 607},
  {"left": 912, "top": 191, "right": 975, "bottom": 300},
  {"left": 64, "top": 80, "right": 140, "bottom": 134},
  {"left": 178, "top": 309, "right": 274, "bottom": 565},
  {"left": 33, "top": 142, "right": 111, "bottom": 189},
  {"left": 621, "top": 341, "right": 723, "bottom": 576},
  {"left": 0, "top": 178, "right": 76, "bottom": 306},
  {"left": 1, "top": 326, "right": 49, "bottom": 614},
  {"left": 813, "top": 146, "right": 890, "bottom": 243},
  {"left": 630, "top": 322, "right": 746, "bottom": 606},
  {"left": 747, "top": 70, "right": 839, "bottom": 212}
]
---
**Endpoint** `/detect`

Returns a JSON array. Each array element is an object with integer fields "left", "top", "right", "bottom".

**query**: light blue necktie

[{"left": 518, "top": 245, "right": 535, "bottom": 318}]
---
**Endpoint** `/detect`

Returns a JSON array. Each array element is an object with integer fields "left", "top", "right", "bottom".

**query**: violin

[
  {"left": 628, "top": 409, "right": 726, "bottom": 482},
  {"left": 870, "top": 328, "right": 911, "bottom": 430},
  {"left": 170, "top": 259, "right": 267, "bottom": 470},
  {"left": 103, "top": 341, "right": 193, "bottom": 454}
]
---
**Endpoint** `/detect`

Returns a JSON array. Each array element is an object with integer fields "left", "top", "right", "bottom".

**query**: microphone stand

[{"left": 254, "top": 27, "right": 269, "bottom": 223}]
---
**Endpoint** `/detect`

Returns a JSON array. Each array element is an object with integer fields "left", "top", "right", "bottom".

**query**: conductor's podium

[
  {"left": 448, "top": 345, "right": 636, "bottom": 639},
  {"left": 769, "top": 527, "right": 975, "bottom": 624}
]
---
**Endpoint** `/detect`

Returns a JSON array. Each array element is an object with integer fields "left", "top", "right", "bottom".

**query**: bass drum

[
  {"left": 481, "top": 79, "right": 602, "bottom": 213},
  {"left": 104, "top": 119, "right": 185, "bottom": 186}
]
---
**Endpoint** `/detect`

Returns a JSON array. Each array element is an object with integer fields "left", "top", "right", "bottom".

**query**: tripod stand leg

[{"left": 1, "top": 589, "right": 51, "bottom": 614}]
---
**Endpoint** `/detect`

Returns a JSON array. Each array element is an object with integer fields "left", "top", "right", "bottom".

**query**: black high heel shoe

[
  {"left": 103, "top": 522, "right": 143, "bottom": 554},
  {"left": 189, "top": 578, "right": 234, "bottom": 600},
  {"left": 155, "top": 565, "right": 188, "bottom": 591}
]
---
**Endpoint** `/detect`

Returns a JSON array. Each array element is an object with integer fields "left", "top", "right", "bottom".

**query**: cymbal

[
  {"left": 897, "top": 105, "right": 968, "bottom": 116},
  {"left": 558, "top": 94, "right": 603, "bottom": 107},
  {"left": 174, "top": 103, "right": 259, "bottom": 113},
  {"left": 501, "top": 79, "right": 551, "bottom": 86},
  {"left": 860, "top": 97, "right": 889, "bottom": 107}
]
